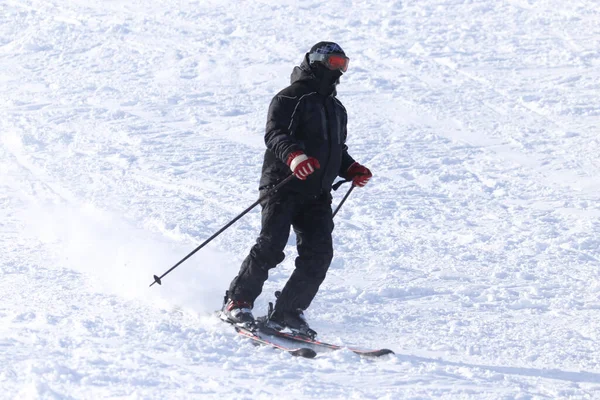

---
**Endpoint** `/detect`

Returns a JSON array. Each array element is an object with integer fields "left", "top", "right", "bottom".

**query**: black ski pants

[{"left": 228, "top": 190, "right": 334, "bottom": 312}]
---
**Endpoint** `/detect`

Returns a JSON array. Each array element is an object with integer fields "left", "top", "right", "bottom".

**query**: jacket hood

[{"left": 290, "top": 55, "right": 316, "bottom": 84}]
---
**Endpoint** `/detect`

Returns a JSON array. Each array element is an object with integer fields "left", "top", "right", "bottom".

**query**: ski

[
  {"left": 230, "top": 324, "right": 317, "bottom": 359},
  {"left": 257, "top": 324, "right": 394, "bottom": 357},
  {"left": 220, "top": 311, "right": 392, "bottom": 358}
]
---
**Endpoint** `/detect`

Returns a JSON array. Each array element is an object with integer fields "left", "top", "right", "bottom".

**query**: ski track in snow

[{"left": 1, "top": 0, "right": 600, "bottom": 398}]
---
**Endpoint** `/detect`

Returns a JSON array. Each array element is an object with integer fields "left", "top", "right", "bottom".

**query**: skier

[{"left": 221, "top": 42, "right": 372, "bottom": 335}]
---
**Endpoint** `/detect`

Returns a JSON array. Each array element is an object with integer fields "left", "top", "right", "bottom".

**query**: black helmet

[{"left": 308, "top": 42, "right": 349, "bottom": 72}]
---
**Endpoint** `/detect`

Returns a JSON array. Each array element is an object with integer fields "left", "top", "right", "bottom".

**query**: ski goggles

[{"left": 308, "top": 53, "right": 350, "bottom": 72}]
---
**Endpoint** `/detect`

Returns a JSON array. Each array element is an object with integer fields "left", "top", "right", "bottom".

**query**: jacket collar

[{"left": 290, "top": 55, "right": 338, "bottom": 97}]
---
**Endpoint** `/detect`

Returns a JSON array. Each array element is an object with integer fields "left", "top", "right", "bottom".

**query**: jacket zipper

[{"left": 321, "top": 97, "right": 334, "bottom": 191}]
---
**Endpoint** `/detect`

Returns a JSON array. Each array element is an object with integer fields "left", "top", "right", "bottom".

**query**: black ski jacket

[{"left": 258, "top": 56, "right": 356, "bottom": 196}]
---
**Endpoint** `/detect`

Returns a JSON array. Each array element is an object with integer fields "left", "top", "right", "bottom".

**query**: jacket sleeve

[
  {"left": 265, "top": 95, "right": 303, "bottom": 163},
  {"left": 338, "top": 118, "right": 356, "bottom": 178}
]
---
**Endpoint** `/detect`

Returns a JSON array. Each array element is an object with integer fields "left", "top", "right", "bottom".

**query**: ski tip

[
  {"left": 290, "top": 348, "right": 317, "bottom": 359},
  {"left": 362, "top": 349, "right": 395, "bottom": 357}
]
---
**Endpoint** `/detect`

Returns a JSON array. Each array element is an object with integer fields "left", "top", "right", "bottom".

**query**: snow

[{"left": 1, "top": 0, "right": 600, "bottom": 398}]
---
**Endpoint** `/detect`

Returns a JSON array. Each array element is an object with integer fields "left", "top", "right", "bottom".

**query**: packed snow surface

[{"left": 2, "top": 0, "right": 600, "bottom": 398}]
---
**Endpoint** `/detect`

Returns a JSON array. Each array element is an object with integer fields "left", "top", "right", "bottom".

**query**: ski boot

[
  {"left": 260, "top": 293, "right": 317, "bottom": 339},
  {"left": 219, "top": 291, "right": 255, "bottom": 329}
]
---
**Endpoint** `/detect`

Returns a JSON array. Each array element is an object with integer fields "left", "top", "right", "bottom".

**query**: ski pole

[
  {"left": 150, "top": 174, "right": 295, "bottom": 287},
  {"left": 332, "top": 179, "right": 355, "bottom": 218}
]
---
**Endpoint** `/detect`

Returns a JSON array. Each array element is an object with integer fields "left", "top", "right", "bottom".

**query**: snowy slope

[{"left": 2, "top": 0, "right": 600, "bottom": 398}]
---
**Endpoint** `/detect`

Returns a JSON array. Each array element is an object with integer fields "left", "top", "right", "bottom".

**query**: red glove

[
  {"left": 287, "top": 151, "right": 320, "bottom": 180},
  {"left": 346, "top": 162, "right": 372, "bottom": 187}
]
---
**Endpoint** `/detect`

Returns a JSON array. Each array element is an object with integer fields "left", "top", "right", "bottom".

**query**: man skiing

[{"left": 221, "top": 42, "right": 372, "bottom": 335}]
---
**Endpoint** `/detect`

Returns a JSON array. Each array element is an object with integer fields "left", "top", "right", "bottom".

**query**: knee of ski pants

[
  {"left": 295, "top": 248, "right": 333, "bottom": 280},
  {"left": 250, "top": 235, "right": 287, "bottom": 269},
  {"left": 296, "top": 228, "right": 334, "bottom": 262}
]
